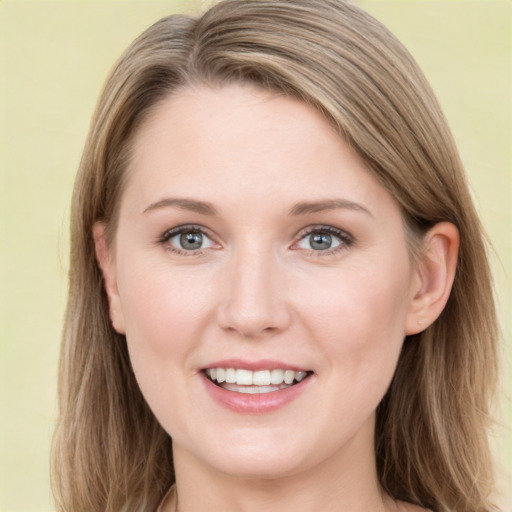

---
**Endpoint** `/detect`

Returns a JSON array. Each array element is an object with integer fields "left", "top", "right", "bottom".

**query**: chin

[
  {"left": 209, "top": 451, "right": 310, "bottom": 481},
  {"left": 182, "top": 427, "right": 327, "bottom": 481}
]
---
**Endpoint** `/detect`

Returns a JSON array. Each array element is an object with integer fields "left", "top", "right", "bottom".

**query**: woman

[{"left": 51, "top": 1, "right": 500, "bottom": 511}]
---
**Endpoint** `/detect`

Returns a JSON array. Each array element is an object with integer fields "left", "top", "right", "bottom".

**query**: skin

[{"left": 95, "top": 83, "right": 458, "bottom": 512}]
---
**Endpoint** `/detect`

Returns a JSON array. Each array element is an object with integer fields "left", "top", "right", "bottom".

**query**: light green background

[{"left": 0, "top": 1, "right": 510, "bottom": 510}]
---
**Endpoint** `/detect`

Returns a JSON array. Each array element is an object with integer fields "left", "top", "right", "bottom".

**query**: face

[{"left": 100, "top": 84, "right": 423, "bottom": 480}]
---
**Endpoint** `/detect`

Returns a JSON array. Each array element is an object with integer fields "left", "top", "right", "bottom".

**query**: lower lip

[{"left": 201, "top": 373, "right": 312, "bottom": 414}]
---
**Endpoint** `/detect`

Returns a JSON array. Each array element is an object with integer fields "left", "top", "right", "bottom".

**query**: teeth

[
  {"left": 284, "top": 370, "right": 295, "bottom": 385},
  {"left": 236, "top": 369, "right": 253, "bottom": 385},
  {"left": 222, "top": 383, "right": 285, "bottom": 394},
  {"left": 295, "top": 371, "right": 307, "bottom": 382},
  {"left": 253, "top": 370, "right": 271, "bottom": 386},
  {"left": 270, "top": 369, "right": 284, "bottom": 384},
  {"left": 225, "top": 368, "right": 236, "bottom": 384},
  {"left": 205, "top": 368, "right": 309, "bottom": 387},
  {"left": 216, "top": 368, "right": 225, "bottom": 383}
]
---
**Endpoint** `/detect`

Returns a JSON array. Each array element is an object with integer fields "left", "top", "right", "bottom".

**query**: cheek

[
  {"left": 297, "top": 257, "right": 412, "bottom": 372},
  {"left": 117, "top": 259, "right": 217, "bottom": 364},
  {"left": 115, "top": 260, "right": 220, "bottom": 426},
  {"left": 307, "top": 265, "right": 408, "bottom": 323}
]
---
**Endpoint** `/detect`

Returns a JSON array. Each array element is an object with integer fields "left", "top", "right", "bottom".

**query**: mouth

[{"left": 203, "top": 368, "right": 313, "bottom": 394}]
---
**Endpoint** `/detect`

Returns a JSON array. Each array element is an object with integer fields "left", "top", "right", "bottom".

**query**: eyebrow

[
  {"left": 142, "top": 197, "right": 371, "bottom": 218},
  {"left": 143, "top": 198, "right": 218, "bottom": 216},
  {"left": 288, "top": 199, "right": 372, "bottom": 217}
]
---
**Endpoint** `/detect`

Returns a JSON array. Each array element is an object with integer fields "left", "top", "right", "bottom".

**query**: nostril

[{"left": 215, "top": 269, "right": 292, "bottom": 338}]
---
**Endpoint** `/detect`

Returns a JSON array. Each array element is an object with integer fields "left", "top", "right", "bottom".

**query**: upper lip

[{"left": 201, "top": 358, "right": 311, "bottom": 372}]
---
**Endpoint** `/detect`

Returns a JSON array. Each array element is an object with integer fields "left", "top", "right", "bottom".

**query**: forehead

[
  {"left": 122, "top": 83, "right": 398, "bottom": 221},
  {"left": 130, "top": 83, "right": 340, "bottom": 169}
]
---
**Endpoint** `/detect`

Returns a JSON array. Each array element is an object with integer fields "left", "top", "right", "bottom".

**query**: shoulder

[{"left": 156, "top": 485, "right": 175, "bottom": 512}]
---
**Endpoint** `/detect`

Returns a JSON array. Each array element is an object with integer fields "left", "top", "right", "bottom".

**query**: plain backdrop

[{"left": 1, "top": 1, "right": 510, "bottom": 510}]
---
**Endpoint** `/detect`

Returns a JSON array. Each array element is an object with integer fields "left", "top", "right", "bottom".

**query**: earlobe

[
  {"left": 93, "top": 222, "right": 126, "bottom": 334},
  {"left": 405, "top": 222, "right": 459, "bottom": 335}
]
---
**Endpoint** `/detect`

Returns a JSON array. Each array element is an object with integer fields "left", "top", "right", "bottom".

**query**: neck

[{"left": 168, "top": 419, "right": 395, "bottom": 512}]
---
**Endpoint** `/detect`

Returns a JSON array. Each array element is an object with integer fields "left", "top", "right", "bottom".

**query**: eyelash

[
  {"left": 293, "top": 225, "right": 354, "bottom": 257},
  {"left": 158, "top": 224, "right": 218, "bottom": 256},
  {"left": 158, "top": 224, "right": 354, "bottom": 257}
]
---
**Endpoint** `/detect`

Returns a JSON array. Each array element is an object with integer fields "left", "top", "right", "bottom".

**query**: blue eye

[
  {"left": 161, "top": 227, "right": 215, "bottom": 253},
  {"left": 296, "top": 228, "right": 350, "bottom": 252}
]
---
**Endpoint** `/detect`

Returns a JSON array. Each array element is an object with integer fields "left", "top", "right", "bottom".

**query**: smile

[{"left": 204, "top": 368, "right": 311, "bottom": 394}]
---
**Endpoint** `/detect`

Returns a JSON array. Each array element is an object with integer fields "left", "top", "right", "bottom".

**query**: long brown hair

[{"left": 51, "top": 1, "right": 499, "bottom": 510}]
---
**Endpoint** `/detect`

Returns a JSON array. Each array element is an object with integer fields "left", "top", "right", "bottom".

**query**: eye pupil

[
  {"left": 180, "top": 231, "right": 203, "bottom": 250},
  {"left": 310, "top": 233, "right": 332, "bottom": 250}
]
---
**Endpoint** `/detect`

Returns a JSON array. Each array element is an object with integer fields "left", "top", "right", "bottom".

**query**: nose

[{"left": 216, "top": 244, "right": 292, "bottom": 339}]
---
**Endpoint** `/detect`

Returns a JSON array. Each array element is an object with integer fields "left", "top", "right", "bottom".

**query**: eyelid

[
  {"left": 291, "top": 225, "right": 354, "bottom": 254},
  {"left": 158, "top": 224, "right": 221, "bottom": 255},
  {"left": 157, "top": 223, "right": 353, "bottom": 257}
]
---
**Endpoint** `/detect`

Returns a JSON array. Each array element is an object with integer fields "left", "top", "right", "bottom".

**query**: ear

[
  {"left": 405, "top": 222, "right": 459, "bottom": 335},
  {"left": 93, "top": 222, "right": 126, "bottom": 334}
]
